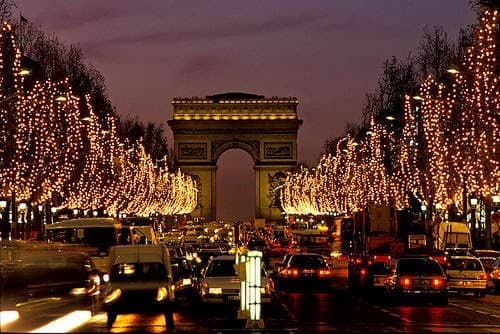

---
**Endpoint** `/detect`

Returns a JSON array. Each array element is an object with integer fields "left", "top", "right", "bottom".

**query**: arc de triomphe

[{"left": 167, "top": 92, "right": 302, "bottom": 221}]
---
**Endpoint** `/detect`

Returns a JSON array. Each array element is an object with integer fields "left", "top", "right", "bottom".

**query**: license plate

[{"left": 374, "top": 277, "right": 385, "bottom": 286}]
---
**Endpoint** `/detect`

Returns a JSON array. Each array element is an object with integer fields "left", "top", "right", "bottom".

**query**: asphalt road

[{"left": 1, "top": 261, "right": 499, "bottom": 333}]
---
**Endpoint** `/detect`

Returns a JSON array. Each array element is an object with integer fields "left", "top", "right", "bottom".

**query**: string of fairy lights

[
  {"left": 0, "top": 22, "right": 198, "bottom": 218},
  {"left": 281, "top": 8, "right": 499, "bottom": 217}
]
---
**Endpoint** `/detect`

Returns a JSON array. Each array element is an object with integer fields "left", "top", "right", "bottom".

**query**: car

[
  {"left": 199, "top": 254, "right": 274, "bottom": 304},
  {"left": 1, "top": 250, "right": 101, "bottom": 313},
  {"left": 277, "top": 253, "right": 333, "bottom": 290},
  {"left": 490, "top": 257, "right": 500, "bottom": 292},
  {"left": 170, "top": 256, "right": 200, "bottom": 303},
  {"left": 445, "top": 255, "right": 488, "bottom": 296},
  {"left": 470, "top": 249, "right": 500, "bottom": 272},
  {"left": 102, "top": 245, "right": 175, "bottom": 329},
  {"left": 384, "top": 256, "right": 448, "bottom": 305},
  {"left": 197, "top": 244, "right": 229, "bottom": 268}
]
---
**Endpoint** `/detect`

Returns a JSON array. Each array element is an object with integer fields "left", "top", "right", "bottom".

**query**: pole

[
  {"left": 485, "top": 197, "right": 491, "bottom": 249},
  {"left": 471, "top": 206, "right": 477, "bottom": 248},
  {"left": 11, "top": 188, "right": 17, "bottom": 239}
]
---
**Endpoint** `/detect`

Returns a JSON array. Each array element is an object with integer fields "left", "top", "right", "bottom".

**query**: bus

[{"left": 45, "top": 218, "right": 123, "bottom": 274}]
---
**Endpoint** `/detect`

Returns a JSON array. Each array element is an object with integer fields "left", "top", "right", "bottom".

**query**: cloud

[
  {"left": 177, "top": 54, "right": 229, "bottom": 78},
  {"left": 84, "top": 11, "right": 330, "bottom": 50},
  {"left": 22, "top": 2, "right": 119, "bottom": 31}
]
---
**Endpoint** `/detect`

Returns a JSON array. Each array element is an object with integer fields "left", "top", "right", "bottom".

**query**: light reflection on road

[
  {"left": 0, "top": 310, "right": 19, "bottom": 326},
  {"left": 30, "top": 310, "right": 91, "bottom": 333},
  {"left": 110, "top": 313, "right": 168, "bottom": 333}
]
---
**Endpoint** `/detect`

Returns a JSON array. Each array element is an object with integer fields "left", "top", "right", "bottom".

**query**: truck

[
  {"left": 347, "top": 209, "right": 448, "bottom": 292},
  {"left": 437, "top": 221, "right": 472, "bottom": 254}
]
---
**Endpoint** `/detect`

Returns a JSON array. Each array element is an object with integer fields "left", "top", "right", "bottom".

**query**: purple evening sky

[{"left": 15, "top": 0, "right": 476, "bottom": 221}]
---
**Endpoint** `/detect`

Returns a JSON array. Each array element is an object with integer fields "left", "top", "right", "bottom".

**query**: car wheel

[
  {"left": 107, "top": 312, "right": 117, "bottom": 328},
  {"left": 474, "top": 290, "right": 485, "bottom": 297}
]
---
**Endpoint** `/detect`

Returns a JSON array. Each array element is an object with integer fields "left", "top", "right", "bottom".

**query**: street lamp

[
  {"left": 0, "top": 200, "right": 7, "bottom": 240},
  {"left": 470, "top": 193, "right": 478, "bottom": 247}
]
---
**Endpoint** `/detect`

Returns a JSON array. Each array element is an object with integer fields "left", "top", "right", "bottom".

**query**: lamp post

[
  {"left": 50, "top": 206, "right": 57, "bottom": 224},
  {"left": 421, "top": 204, "right": 428, "bottom": 244},
  {"left": 0, "top": 200, "right": 7, "bottom": 240},
  {"left": 470, "top": 193, "right": 478, "bottom": 248},
  {"left": 19, "top": 202, "right": 27, "bottom": 240}
]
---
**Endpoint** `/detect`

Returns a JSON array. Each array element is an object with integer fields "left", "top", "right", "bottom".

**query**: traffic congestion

[{"left": 1, "top": 217, "right": 499, "bottom": 333}]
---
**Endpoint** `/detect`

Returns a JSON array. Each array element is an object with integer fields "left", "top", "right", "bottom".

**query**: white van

[{"left": 103, "top": 245, "right": 175, "bottom": 329}]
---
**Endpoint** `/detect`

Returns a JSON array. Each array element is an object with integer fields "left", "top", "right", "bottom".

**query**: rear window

[
  {"left": 371, "top": 262, "right": 388, "bottom": 274},
  {"left": 205, "top": 259, "right": 236, "bottom": 277},
  {"left": 111, "top": 262, "right": 167, "bottom": 282},
  {"left": 448, "top": 258, "right": 483, "bottom": 271},
  {"left": 398, "top": 259, "right": 443, "bottom": 274},
  {"left": 289, "top": 255, "right": 326, "bottom": 268}
]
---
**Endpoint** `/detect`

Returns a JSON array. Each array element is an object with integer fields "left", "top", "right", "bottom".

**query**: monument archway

[{"left": 167, "top": 93, "right": 302, "bottom": 221}]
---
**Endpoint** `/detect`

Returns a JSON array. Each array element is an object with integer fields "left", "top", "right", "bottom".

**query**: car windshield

[
  {"left": 448, "top": 258, "right": 483, "bottom": 271},
  {"left": 248, "top": 239, "right": 267, "bottom": 248},
  {"left": 48, "top": 228, "right": 116, "bottom": 250},
  {"left": 111, "top": 262, "right": 167, "bottom": 282},
  {"left": 289, "top": 255, "right": 326, "bottom": 268},
  {"left": 171, "top": 258, "right": 193, "bottom": 279},
  {"left": 398, "top": 259, "right": 442, "bottom": 274},
  {"left": 205, "top": 259, "right": 237, "bottom": 277}
]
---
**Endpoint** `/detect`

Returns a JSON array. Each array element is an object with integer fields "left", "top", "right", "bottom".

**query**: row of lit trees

[
  {"left": 0, "top": 22, "right": 197, "bottom": 220},
  {"left": 281, "top": 9, "right": 499, "bottom": 219}
]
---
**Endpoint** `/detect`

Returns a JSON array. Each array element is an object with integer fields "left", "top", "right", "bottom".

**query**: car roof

[
  {"left": 449, "top": 255, "right": 478, "bottom": 260},
  {"left": 212, "top": 254, "right": 235, "bottom": 261},
  {"left": 111, "top": 245, "right": 169, "bottom": 264}
]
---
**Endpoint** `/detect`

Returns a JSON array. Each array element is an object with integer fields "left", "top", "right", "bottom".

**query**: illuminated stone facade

[{"left": 168, "top": 93, "right": 302, "bottom": 221}]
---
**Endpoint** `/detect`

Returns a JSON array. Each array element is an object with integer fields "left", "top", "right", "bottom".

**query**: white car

[
  {"left": 102, "top": 245, "right": 175, "bottom": 329},
  {"left": 445, "top": 256, "right": 488, "bottom": 296},
  {"left": 199, "top": 255, "right": 274, "bottom": 303}
]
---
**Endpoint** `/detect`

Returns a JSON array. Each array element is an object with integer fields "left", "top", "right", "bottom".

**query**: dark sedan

[
  {"left": 277, "top": 253, "right": 333, "bottom": 290},
  {"left": 170, "top": 257, "right": 200, "bottom": 303},
  {"left": 384, "top": 256, "right": 448, "bottom": 305}
]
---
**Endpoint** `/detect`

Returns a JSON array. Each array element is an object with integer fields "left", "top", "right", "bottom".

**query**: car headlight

[
  {"left": 104, "top": 288, "right": 122, "bottom": 304},
  {"left": 260, "top": 287, "right": 267, "bottom": 294},
  {"left": 70, "top": 287, "right": 88, "bottom": 295},
  {"left": 156, "top": 287, "right": 169, "bottom": 302},
  {"left": 208, "top": 287, "right": 222, "bottom": 295},
  {"left": 103, "top": 274, "right": 110, "bottom": 283},
  {"left": 182, "top": 278, "right": 192, "bottom": 286},
  {"left": 91, "top": 275, "right": 101, "bottom": 285}
]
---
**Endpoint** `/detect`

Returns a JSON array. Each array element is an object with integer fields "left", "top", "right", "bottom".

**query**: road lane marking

[
  {"left": 280, "top": 302, "right": 297, "bottom": 321},
  {"left": 373, "top": 305, "right": 402, "bottom": 320},
  {"left": 450, "top": 302, "right": 500, "bottom": 319},
  {"left": 15, "top": 297, "right": 62, "bottom": 309}
]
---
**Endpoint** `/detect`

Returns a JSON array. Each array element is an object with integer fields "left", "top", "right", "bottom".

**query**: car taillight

[
  {"left": 477, "top": 273, "right": 488, "bottom": 280},
  {"left": 432, "top": 277, "right": 445, "bottom": 289},
  {"left": 397, "top": 277, "right": 412, "bottom": 288},
  {"left": 359, "top": 268, "right": 368, "bottom": 276},
  {"left": 282, "top": 268, "right": 299, "bottom": 278},
  {"left": 492, "top": 269, "right": 500, "bottom": 279},
  {"left": 318, "top": 269, "right": 332, "bottom": 277}
]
